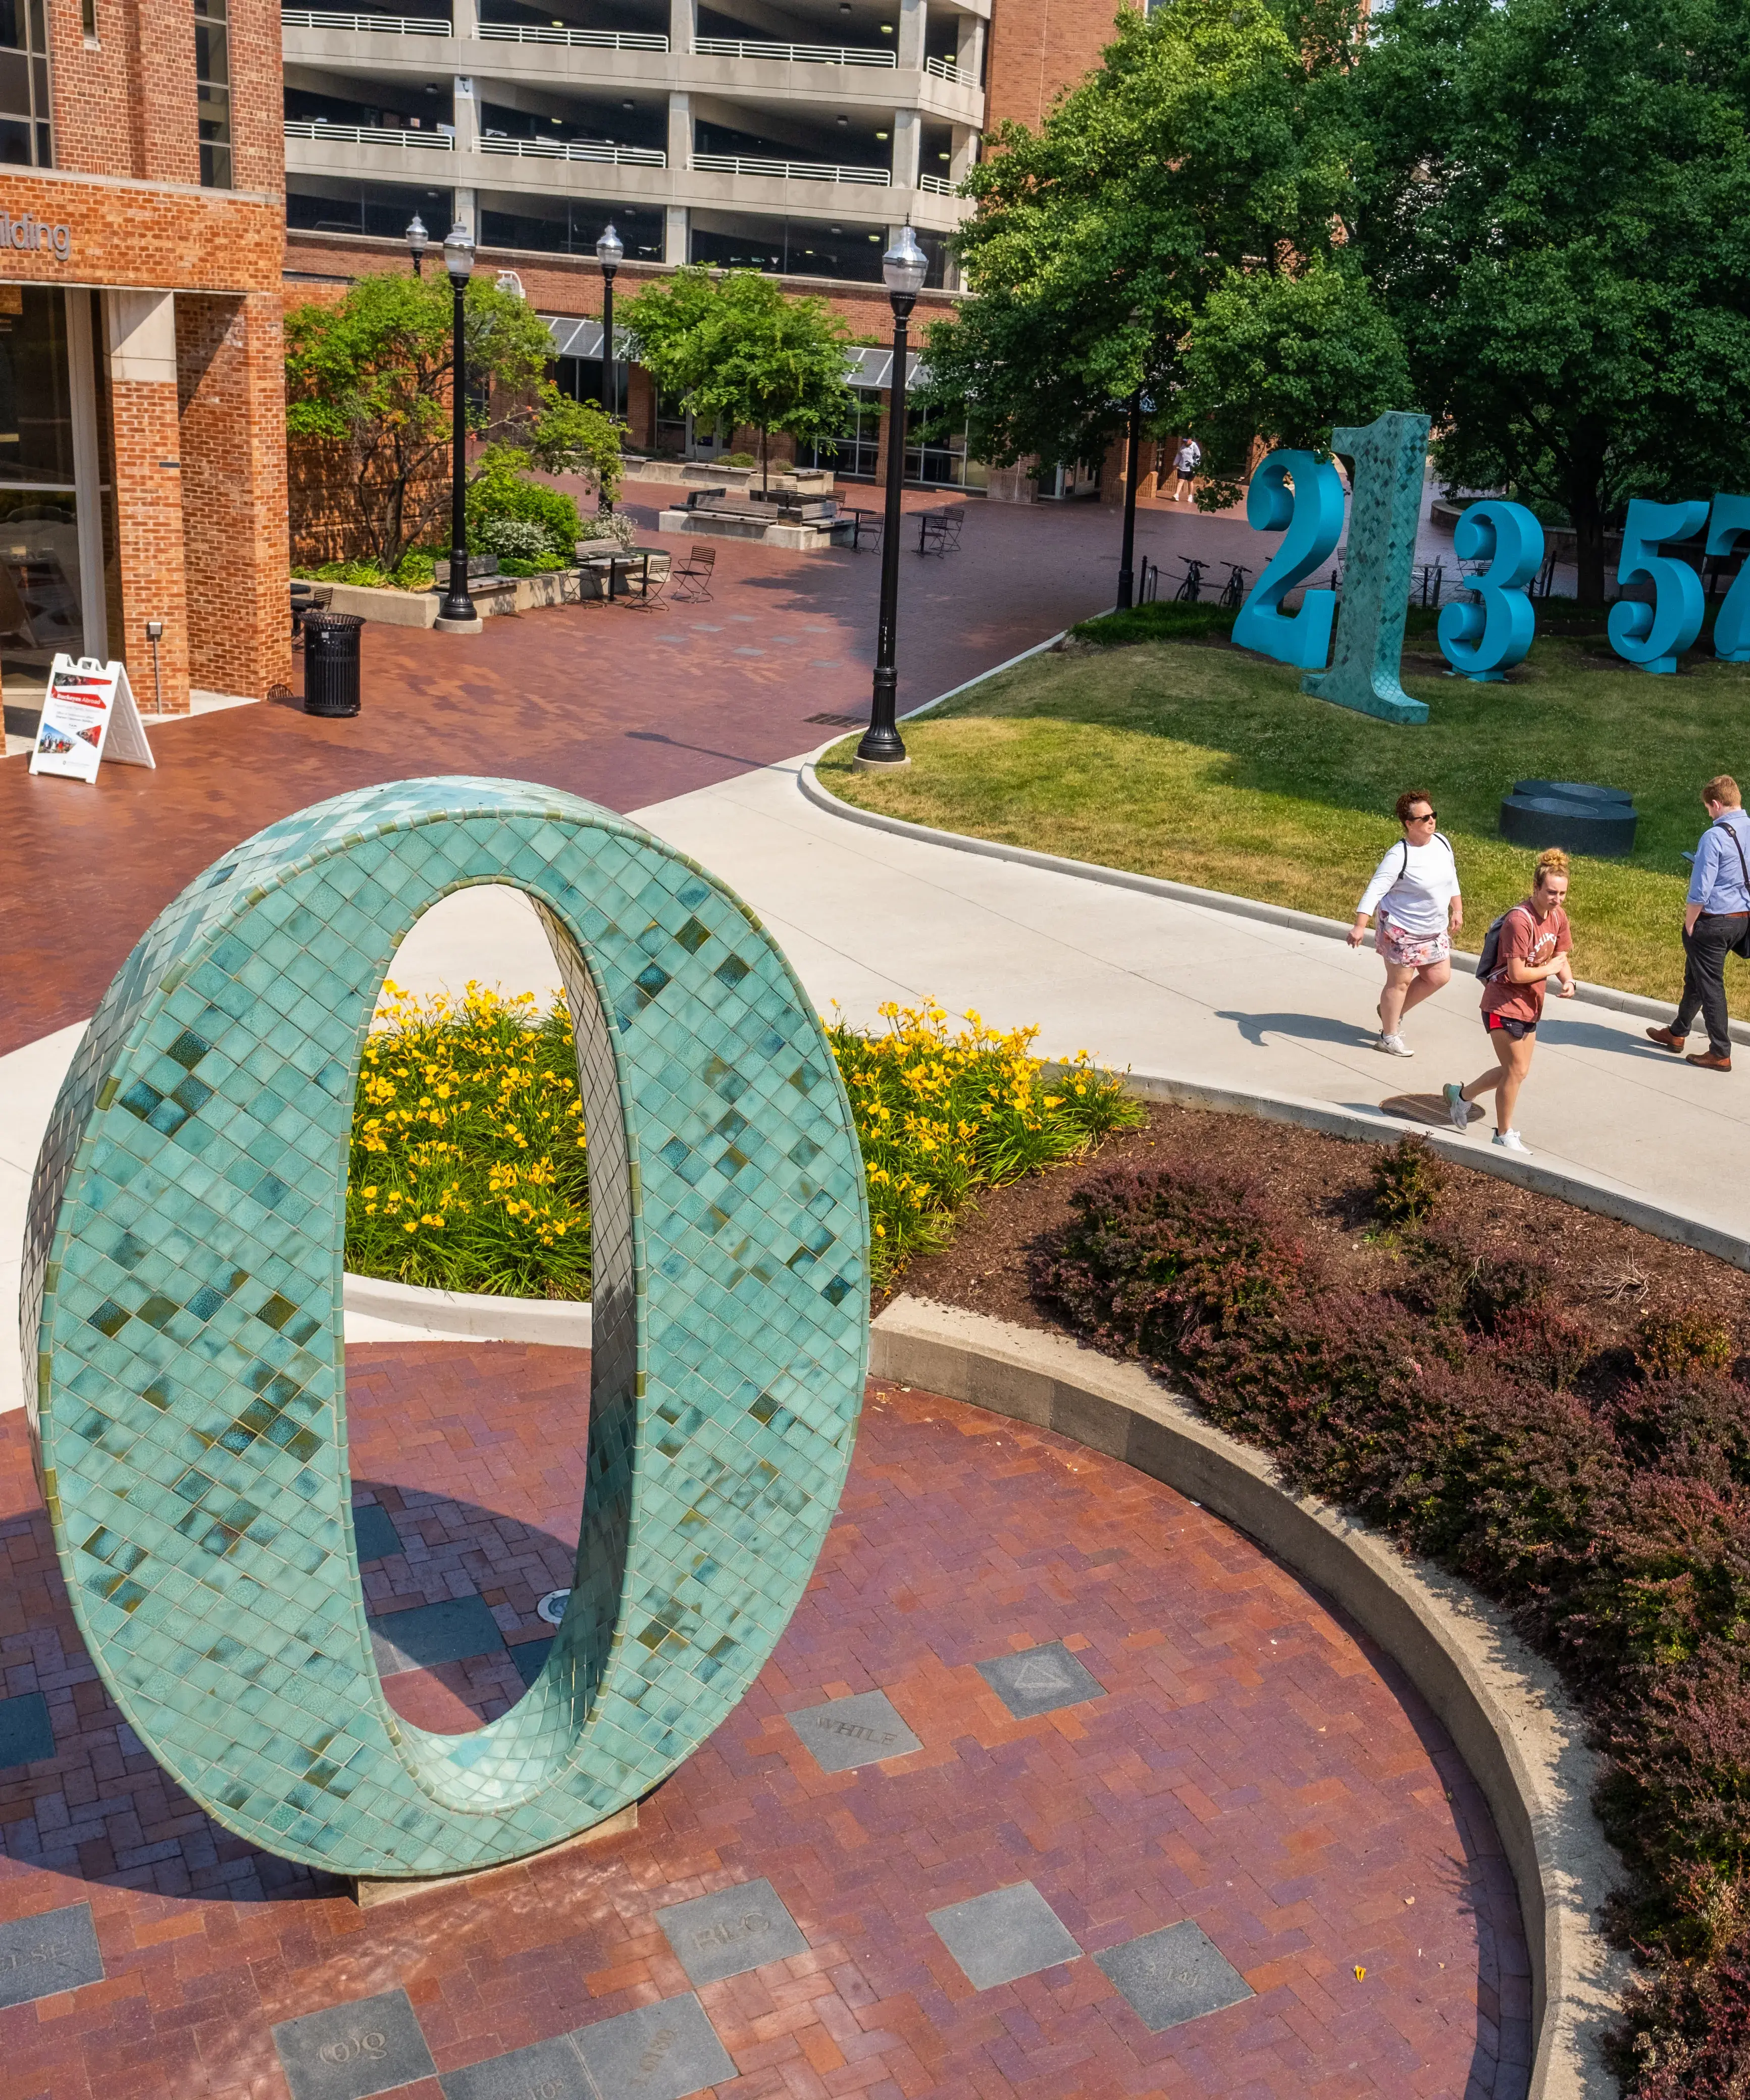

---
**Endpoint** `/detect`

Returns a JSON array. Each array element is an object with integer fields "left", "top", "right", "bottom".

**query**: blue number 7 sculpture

[{"left": 1707, "top": 494, "right": 1750, "bottom": 662}]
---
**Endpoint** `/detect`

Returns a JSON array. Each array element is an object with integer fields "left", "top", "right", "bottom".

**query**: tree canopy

[
  {"left": 915, "top": 0, "right": 1364, "bottom": 475},
  {"left": 284, "top": 272, "right": 605, "bottom": 569},
  {"left": 621, "top": 266, "right": 857, "bottom": 490},
  {"left": 1351, "top": 0, "right": 1750, "bottom": 603},
  {"left": 929, "top": 0, "right": 1750, "bottom": 602}
]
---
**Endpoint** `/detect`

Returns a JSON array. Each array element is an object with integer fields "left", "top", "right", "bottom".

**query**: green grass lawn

[{"left": 818, "top": 612, "right": 1750, "bottom": 1012}]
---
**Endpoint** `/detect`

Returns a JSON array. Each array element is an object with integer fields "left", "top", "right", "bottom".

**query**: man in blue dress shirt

[{"left": 1646, "top": 773, "right": 1750, "bottom": 1072}]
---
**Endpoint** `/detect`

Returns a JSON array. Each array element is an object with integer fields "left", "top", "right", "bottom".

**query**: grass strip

[{"left": 821, "top": 621, "right": 1750, "bottom": 1012}]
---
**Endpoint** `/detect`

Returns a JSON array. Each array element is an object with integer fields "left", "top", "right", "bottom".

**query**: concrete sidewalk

[{"left": 7, "top": 745, "right": 1744, "bottom": 1415}]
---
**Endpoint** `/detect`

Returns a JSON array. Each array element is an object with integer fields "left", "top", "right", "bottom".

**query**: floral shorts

[{"left": 1375, "top": 916, "right": 1451, "bottom": 971}]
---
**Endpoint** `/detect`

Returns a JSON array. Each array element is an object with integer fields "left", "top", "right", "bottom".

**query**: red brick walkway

[
  {"left": 0, "top": 1342, "right": 1528, "bottom": 2099},
  {"left": 0, "top": 489, "right": 1261, "bottom": 1057}
]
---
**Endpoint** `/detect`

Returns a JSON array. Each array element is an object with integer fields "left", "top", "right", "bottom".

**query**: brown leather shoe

[
  {"left": 1686, "top": 1049, "right": 1733, "bottom": 1072},
  {"left": 1646, "top": 1025, "right": 1687, "bottom": 1052}
]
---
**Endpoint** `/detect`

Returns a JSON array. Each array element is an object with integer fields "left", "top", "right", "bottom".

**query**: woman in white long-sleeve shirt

[{"left": 1347, "top": 789, "right": 1463, "bottom": 1056}]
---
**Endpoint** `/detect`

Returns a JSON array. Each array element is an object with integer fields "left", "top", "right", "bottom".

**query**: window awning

[{"left": 543, "top": 314, "right": 926, "bottom": 389}]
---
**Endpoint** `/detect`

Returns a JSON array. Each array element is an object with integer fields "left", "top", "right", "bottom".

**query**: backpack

[
  {"left": 1711, "top": 821, "right": 1750, "bottom": 959},
  {"left": 1475, "top": 904, "right": 1534, "bottom": 982}
]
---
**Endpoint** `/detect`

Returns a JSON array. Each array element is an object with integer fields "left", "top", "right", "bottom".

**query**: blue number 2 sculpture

[
  {"left": 1437, "top": 501, "right": 1545, "bottom": 681},
  {"left": 1231, "top": 450, "right": 1345, "bottom": 670}
]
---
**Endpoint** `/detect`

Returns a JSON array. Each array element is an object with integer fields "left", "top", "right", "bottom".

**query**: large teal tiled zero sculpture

[{"left": 19, "top": 779, "right": 869, "bottom": 1878}]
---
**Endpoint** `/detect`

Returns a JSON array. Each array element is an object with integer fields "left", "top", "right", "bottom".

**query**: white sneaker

[
  {"left": 1375, "top": 1032, "right": 1413, "bottom": 1057},
  {"left": 1443, "top": 1082, "right": 1469, "bottom": 1131},
  {"left": 1492, "top": 1128, "right": 1530, "bottom": 1154}
]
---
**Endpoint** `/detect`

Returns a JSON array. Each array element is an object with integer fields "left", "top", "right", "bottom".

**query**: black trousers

[{"left": 1675, "top": 912, "right": 1748, "bottom": 1056}]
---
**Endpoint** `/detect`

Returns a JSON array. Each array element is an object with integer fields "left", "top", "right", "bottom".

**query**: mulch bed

[{"left": 879, "top": 1101, "right": 1750, "bottom": 1352}]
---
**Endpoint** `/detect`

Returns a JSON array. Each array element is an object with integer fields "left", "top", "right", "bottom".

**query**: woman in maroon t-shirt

[{"left": 1443, "top": 849, "right": 1575, "bottom": 1156}]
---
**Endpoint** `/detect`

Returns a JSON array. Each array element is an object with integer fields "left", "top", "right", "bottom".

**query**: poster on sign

[{"left": 28, "top": 656, "right": 155, "bottom": 783}]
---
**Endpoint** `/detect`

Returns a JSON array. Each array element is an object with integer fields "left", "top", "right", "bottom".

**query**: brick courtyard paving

[
  {"left": 0, "top": 1340, "right": 1528, "bottom": 2100},
  {"left": 0, "top": 489, "right": 1261, "bottom": 1059}
]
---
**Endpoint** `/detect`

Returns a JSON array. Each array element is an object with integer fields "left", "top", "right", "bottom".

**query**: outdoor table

[{"left": 608, "top": 551, "right": 652, "bottom": 603}]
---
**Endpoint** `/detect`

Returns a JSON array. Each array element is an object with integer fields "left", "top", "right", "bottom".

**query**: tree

[
  {"left": 1351, "top": 0, "right": 1750, "bottom": 604},
  {"left": 914, "top": 0, "right": 1366, "bottom": 478},
  {"left": 1175, "top": 257, "right": 1411, "bottom": 507},
  {"left": 524, "top": 383, "right": 623, "bottom": 501},
  {"left": 284, "top": 272, "right": 565, "bottom": 570},
  {"left": 621, "top": 266, "right": 856, "bottom": 492}
]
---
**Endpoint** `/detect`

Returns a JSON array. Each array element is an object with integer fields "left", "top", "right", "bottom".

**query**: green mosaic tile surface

[{"left": 19, "top": 778, "right": 869, "bottom": 1877}]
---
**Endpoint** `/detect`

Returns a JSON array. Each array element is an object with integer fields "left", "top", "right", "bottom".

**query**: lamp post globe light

[
  {"left": 855, "top": 223, "right": 928, "bottom": 773},
  {"left": 434, "top": 221, "right": 482, "bottom": 633},
  {"left": 405, "top": 211, "right": 428, "bottom": 276},
  {"left": 596, "top": 221, "right": 623, "bottom": 514}
]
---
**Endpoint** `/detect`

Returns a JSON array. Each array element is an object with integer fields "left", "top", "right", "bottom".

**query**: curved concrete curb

[
  {"left": 799, "top": 760, "right": 1748, "bottom": 1047},
  {"left": 341, "top": 1272, "right": 591, "bottom": 1347},
  {"left": 869, "top": 1294, "right": 1628, "bottom": 2100},
  {"left": 1099, "top": 1066, "right": 1750, "bottom": 1273}
]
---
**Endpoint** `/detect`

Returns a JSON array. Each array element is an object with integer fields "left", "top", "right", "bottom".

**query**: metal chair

[
  {"left": 918, "top": 505, "right": 965, "bottom": 556},
  {"left": 672, "top": 544, "right": 716, "bottom": 603},
  {"left": 842, "top": 508, "right": 882, "bottom": 552},
  {"left": 617, "top": 555, "right": 669, "bottom": 612}
]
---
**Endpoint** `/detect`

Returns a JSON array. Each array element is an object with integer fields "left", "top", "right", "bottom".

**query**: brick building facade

[
  {"left": 2, "top": 0, "right": 290, "bottom": 727},
  {"left": 280, "top": 0, "right": 1139, "bottom": 521}
]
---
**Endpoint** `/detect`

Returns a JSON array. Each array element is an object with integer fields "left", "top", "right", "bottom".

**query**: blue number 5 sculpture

[
  {"left": 1609, "top": 499, "right": 1708, "bottom": 674},
  {"left": 1232, "top": 451, "right": 1345, "bottom": 670},
  {"left": 1437, "top": 501, "right": 1544, "bottom": 681}
]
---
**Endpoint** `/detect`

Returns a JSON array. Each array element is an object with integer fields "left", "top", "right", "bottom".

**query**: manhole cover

[
  {"left": 805, "top": 712, "right": 864, "bottom": 727},
  {"left": 537, "top": 1589, "right": 571, "bottom": 1626}
]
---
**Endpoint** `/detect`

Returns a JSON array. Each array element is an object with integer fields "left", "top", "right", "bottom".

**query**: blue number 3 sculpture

[{"left": 20, "top": 779, "right": 869, "bottom": 1878}]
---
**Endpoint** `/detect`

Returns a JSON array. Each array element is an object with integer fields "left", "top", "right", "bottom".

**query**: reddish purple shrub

[
  {"left": 1027, "top": 1141, "right": 1750, "bottom": 2093},
  {"left": 1029, "top": 1162, "right": 1305, "bottom": 1359}
]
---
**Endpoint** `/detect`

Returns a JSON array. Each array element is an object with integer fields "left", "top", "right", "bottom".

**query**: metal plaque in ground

[
  {"left": 786, "top": 1687, "right": 922, "bottom": 1772},
  {"left": 927, "top": 1881, "right": 1083, "bottom": 1990},
  {"left": 975, "top": 1638, "right": 1106, "bottom": 1720},
  {"left": 1095, "top": 1919, "right": 1255, "bottom": 2032}
]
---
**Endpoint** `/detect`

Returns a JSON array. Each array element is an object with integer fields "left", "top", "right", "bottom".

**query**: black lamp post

[
  {"left": 1115, "top": 385, "right": 1143, "bottom": 610},
  {"left": 435, "top": 221, "right": 480, "bottom": 632},
  {"left": 855, "top": 223, "right": 928, "bottom": 772},
  {"left": 596, "top": 221, "right": 623, "bottom": 513},
  {"left": 405, "top": 212, "right": 428, "bottom": 276}
]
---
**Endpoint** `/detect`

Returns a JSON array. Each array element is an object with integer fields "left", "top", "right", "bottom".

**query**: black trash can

[{"left": 301, "top": 611, "right": 364, "bottom": 717}]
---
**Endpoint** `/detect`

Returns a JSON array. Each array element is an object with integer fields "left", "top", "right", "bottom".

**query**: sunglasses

[{"left": 1407, "top": 809, "right": 1437, "bottom": 822}]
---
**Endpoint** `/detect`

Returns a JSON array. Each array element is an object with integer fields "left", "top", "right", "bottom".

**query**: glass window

[
  {"left": 905, "top": 404, "right": 984, "bottom": 488},
  {"left": 688, "top": 212, "right": 888, "bottom": 286},
  {"left": 194, "top": 0, "right": 231, "bottom": 188},
  {"left": 478, "top": 191, "right": 663, "bottom": 259},
  {"left": 798, "top": 386, "right": 880, "bottom": 478},
  {"left": 0, "top": 0, "right": 51, "bottom": 167},
  {"left": 0, "top": 290, "right": 97, "bottom": 706},
  {"left": 287, "top": 175, "right": 453, "bottom": 238}
]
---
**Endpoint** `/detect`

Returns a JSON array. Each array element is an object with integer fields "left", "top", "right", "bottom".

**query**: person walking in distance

[
  {"left": 1645, "top": 774, "right": 1750, "bottom": 1073},
  {"left": 1168, "top": 436, "right": 1202, "bottom": 505},
  {"left": 1443, "top": 848, "right": 1575, "bottom": 1154},
  {"left": 1348, "top": 791, "right": 1463, "bottom": 1056}
]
